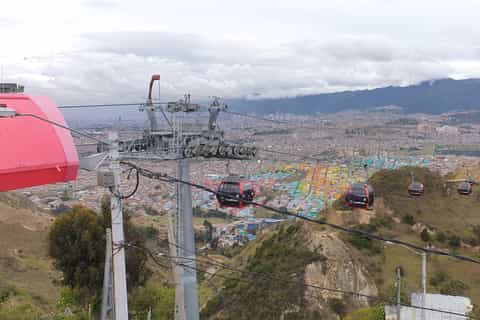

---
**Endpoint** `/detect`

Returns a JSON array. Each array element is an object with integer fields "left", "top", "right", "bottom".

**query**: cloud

[
  {"left": 81, "top": 0, "right": 118, "bottom": 9},
  {"left": 3, "top": 29, "right": 480, "bottom": 106},
  {"left": 0, "top": 16, "right": 18, "bottom": 28},
  {"left": 83, "top": 31, "right": 257, "bottom": 65}
]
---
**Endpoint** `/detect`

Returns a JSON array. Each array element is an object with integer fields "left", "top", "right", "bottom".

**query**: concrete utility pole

[
  {"left": 396, "top": 267, "right": 401, "bottom": 320},
  {"left": 116, "top": 78, "right": 255, "bottom": 319},
  {"left": 101, "top": 228, "right": 114, "bottom": 320},
  {"left": 171, "top": 184, "right": 185, "bottom": 320},
  {"left": 109, "top": 132, "right": 129, "bottom": 320},
  {"left": 178, "top": 159, "right": 199, "bottom": 320},
  {"left": 421, "top": 251, "right": 427, "bottom": 320}
]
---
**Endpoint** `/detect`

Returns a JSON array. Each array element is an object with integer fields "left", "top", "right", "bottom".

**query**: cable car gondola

[
  {"left": 408, "top": 181, "right": 424, "bottom": 196},
  {"left": 216, "top": 175, "right": 255, "bottom": 208},
  {"left": 345, "top": 183, "right": 375, "bottom": 210},
  {"left": 457, "top": 181, "right": 473, "bottom": 195},
  {"left": 408, "top": 171, "right": 424, "bottom": 196}
]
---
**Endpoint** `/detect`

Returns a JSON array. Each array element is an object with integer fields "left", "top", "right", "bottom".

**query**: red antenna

[{"left": 148, "top": 74, "right": 160, "bottom": 101}]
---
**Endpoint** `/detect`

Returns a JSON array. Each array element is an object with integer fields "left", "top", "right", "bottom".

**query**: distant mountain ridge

[{"left": 229, "top": 78, "right": 480, "bottom": 115}]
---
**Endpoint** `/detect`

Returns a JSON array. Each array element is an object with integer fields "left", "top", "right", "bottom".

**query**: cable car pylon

[{"left": 98, "top": 75, "right": 257, "bottom": 319}]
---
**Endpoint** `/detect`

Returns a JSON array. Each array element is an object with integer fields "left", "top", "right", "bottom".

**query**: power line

[
  {"left": 120, "top": 161, "right": 480, "bottom": 267},
  {"left": 259, "top": 147, "right": 326, "bottom": 162},
  {"left": 59, "top": 102, "right": 168, "bottom": 109},
  {"left": 15, "top": 113, "right": 110, "bottom": 145},
  {"left": 224, "top": 110, "right": 328, "bottom": 130},
  {"left": 124, "top": 242, "right": 476, "bottom": 319},
  {"left": 225, "top": 110, "right": 294, "bottom": 125}
]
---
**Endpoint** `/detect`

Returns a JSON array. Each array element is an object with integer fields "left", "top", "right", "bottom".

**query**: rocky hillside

[
  {"left": 200, "top": 222, "right": 377, "bottom": 319},
  {"left": 200, "top": 166, "right": 480, "bottom": 319}
]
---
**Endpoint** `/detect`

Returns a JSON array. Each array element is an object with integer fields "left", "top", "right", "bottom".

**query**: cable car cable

[
  {"left": 124, "top": 242, "right": 476, "bottom": 319},
  {"left": 120, "top": 161, "right": 480, "bottom": 267},
  {"left": 58, "top": 102, "right": 168, "bottom": 109}
]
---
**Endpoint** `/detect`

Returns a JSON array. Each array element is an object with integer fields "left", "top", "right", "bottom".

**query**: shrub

[
  {"left": 401, "top": 214, "right": 415, "bottom": 225},
  {"left": 436, "top": 231, "right": 447, "bottom": 243},
  {"left": 448, "top": 235, "right": 461, "bottom": 248},
  {"left": 344, "top": 306, "right": 385, "bottom": 320},
  {"left": 420, "top": 228, "right": 430, "bottom": 242},
  {"left": 328, "top": 298, "right": 347, "bottom": 318},
  {"left": 129, "top": 284, "right": 175, "bottom": 320},
  {"left": 440, "top": 279, "right": 469, "bottom": 296},
  {"left": 430, "top": 270, "right": 448, "bottom": 287}
]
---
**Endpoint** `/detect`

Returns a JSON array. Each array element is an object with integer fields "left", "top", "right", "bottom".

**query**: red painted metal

[{"left": 0, "top": 94, "right": 79, "bottom": 191}]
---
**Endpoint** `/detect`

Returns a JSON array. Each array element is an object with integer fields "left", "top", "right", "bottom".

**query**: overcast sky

[{"left": 2, "top": 0, "right": 480, "bottom": 104}]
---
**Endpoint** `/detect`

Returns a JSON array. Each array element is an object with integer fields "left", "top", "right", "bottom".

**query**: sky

[{"left": 2, "top": 0, "right": 480, "bottom": 105}]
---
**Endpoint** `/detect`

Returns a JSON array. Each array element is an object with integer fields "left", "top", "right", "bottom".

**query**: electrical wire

[
  {"left": 15, "top": 113, "right": 110, "bottom": 145},
  {"left": 59, "top": 102, "right": 168, "bottom": 109},
  {"left": 124, "top": 242, "right": 476, "bottom": 319},
  {"left": 224, "top": 110, "right": 328, "bottom": 130},
  {"left": 120, "top": 161, "right": 480, "bottom": 267},
  {"left": 108, "top": 168, "right": 140, "bottom": 199},
  {"left": 259, "top": 147, "right": 325, "bottom": 162}
]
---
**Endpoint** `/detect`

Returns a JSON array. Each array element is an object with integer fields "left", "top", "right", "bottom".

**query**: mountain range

[{"left": 228, "top": 78, "right": 480, "bottom": 115}]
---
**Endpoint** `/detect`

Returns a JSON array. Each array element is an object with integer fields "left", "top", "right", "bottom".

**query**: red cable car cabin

[
  {"left": 345, "top": 183, "right": 374, "bottom": 210},
  {"left": 408, "top": 181, "right": 424, "bottom": 196},
  {"left": 457, "top": 181, "right": 473, "bottom": 195},
  {"left": 216, "top": 176, "right": 255, "bottom": 208},
  {"left": 0, "top": 94, "right": 79, "bottom": 191}
]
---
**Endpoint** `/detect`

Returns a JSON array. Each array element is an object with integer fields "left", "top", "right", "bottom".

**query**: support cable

[
  {"left": 120, "top": 161, "right": 480, "bottom": 266},
  {"left": 124, "top": 242, "right": 476, "bottom": 320}
]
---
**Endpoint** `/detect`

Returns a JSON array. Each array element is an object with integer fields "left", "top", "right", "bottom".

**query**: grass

[
  {"left": 341, "top": 167, "right": 480, "bottom": 308},
  {"left": 193, "top": 217, "right": 228, "bottom": 226}
]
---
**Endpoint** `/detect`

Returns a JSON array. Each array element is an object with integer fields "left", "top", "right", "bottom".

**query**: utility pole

[
  {"left": 421, "top": 251, "right": 427, "bottom": 320},
  {"left": 171, "top": 184, "right": 185, "bottom": 320},
  {"left": 118, "top": 78, "right": 255, "bottom": 319},
  {"left": 109, "top": 132, "right": 129, "bottom": 320},
  {"left": 396, "top": 267, "right": 401, "bottom": 320},
  {"left": 178, "top": 158, "right": 199, "bottom": 320},
  {"left": 101, "top": 228, "right": 114, "bottom": 320}
]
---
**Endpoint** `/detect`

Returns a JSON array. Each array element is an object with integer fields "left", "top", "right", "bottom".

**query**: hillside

[
  {"left": 0, "top": 192, "right": 60, "bottom": 318},
  {"left": 4, "top": 166, "right": 480, "bottom": 319},
  {"left": 200, "top": 167, "right": 480, "bottom": 319},
  {"left": 200, "top": 222, "right": 377, "bottom": 319},
  {"left": 229, "top": 78, "right": 480, "bottom": 115}
]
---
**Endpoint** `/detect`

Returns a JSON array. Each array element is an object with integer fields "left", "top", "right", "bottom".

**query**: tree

[
  {"left": 48, "top": 198, "right": 151, "bottom": 305},
  {"left": 420, "top": 228, "right": 430, "bottom": 242},
  {"left": 48, "top": 206, "right": 105, "bottom": 296}
]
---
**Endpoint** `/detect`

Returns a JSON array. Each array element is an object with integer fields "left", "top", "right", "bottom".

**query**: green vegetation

[
  {"left": 355, "top": 167, "right": 480, "bottom": 307},
  {"left": 420, "top": 228, "right": 430, "bottom": 242},
  {"left": 201, "top": 223, "right": 325, "bottom": 319},
  {"left": 129, "top": 284, "right": 175, "bottom": 320},
  {"left": 344, "top": 305, "right": 385, "bottom": 320},
  {"left": 328, "top": 298, "right": 348, "bottom": 317},
  {"left": 345, "top": 224, "right": 383, "bottom": 255},
  {"left": 401, "top": 213, "right": 415, "bottom": 225},
  {"left": 48, "top": 197, "right": 151, "bottom": 314}
]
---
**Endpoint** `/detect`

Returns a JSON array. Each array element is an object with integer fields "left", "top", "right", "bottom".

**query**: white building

[
  {"left": 436, "top": 125, "right": 459, "bottom": 135},
  {"left": 385, "top": 293, "right": 472, "bottom": 320}
]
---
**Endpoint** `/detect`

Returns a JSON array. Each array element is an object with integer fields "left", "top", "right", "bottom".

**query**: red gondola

[
  {"left": 408, "top": 181, "right": 424, "bottom": 196},
  {"left": 345, "top": 183, "right": 375, "bottom": 210},
  {"left": 457, "top": 181, "right": 473, "bottom": 195},
  {"left": 216, "top": 175, "right": 255, "bottom": 208}
]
